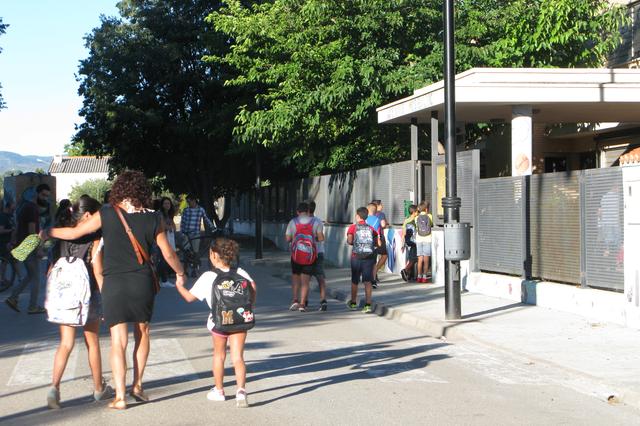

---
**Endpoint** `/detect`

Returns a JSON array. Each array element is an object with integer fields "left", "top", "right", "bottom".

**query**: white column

[{"left": 511, "top": 105, "right": 533, "bottom": 176}]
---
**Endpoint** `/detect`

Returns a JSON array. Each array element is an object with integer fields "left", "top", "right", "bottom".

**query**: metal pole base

[{"left": 444, "top": 260, "right": 461, "bottom": 320}]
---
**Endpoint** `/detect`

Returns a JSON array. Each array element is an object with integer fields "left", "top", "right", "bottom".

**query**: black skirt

[{"left": 102, "top": 269, "right": 155, "bottom": 327}]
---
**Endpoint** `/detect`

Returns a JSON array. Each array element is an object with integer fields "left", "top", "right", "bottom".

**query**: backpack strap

[{"left": 113, "top": 205, "right": 149, "bottom": 265}]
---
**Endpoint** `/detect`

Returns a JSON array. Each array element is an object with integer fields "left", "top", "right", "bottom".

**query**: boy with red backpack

[
  {"left": 346, "top": 207, "right": 380, "bottom": 314},
  {"left": 285, "top": 202, "right": 324, "bottom": 312}
]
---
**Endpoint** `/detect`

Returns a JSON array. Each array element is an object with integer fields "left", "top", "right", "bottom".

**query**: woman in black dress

[{"left": 44, "top": 171, "right": 186, "bottom": 410}]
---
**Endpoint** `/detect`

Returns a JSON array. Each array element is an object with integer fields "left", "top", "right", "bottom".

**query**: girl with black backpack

[{"left": 176, "top": 238, "right": 256, "bottom": 408}]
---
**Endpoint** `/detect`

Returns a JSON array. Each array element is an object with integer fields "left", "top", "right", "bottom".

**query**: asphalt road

[{"left": 1, "top": 259, "right": 639, "bottom": 425}]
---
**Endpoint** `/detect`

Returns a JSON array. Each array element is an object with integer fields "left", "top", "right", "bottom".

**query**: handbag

[{"left": 113, "top": 205, "right": 161, "bottom": 294}]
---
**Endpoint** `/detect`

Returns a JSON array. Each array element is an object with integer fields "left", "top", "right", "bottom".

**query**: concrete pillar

[
  {"left": 411, "top": 117, "right": 418, "bottom": 203},
  {"left": 511, "top": 105, "right": 533, "bottom": 176},
  {"left": 410, "top": 117, "right": 418, "bottom": 162}
]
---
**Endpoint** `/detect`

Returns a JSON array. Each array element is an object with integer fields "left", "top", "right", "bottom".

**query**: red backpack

[{"left": 291, "top": 218, "right": 317, "bottom": 265}]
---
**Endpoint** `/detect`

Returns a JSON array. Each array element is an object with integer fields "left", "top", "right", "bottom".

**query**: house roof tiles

[
  {"left": 620, "top": 147, "right": 640, "bottom": 165},
  {"left": 48, "top": 156, "right": 110, "bottom": 174}
]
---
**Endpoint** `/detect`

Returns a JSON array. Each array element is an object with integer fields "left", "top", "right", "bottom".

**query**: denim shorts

[
  {"left": 416, "top": 242, "right": 431, "bottom": 257},
  {"left": 350, "top": 256, "right": 376, "bottom": 284}
]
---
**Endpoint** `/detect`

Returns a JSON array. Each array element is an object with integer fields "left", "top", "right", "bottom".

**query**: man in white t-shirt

[{"left": 284, "top": 202, "right": 324, "bottom": 312}]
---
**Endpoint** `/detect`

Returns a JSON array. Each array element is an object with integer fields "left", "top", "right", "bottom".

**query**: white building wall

[{"left": 51, "top": 172, "right": 109, "bottom": 201}]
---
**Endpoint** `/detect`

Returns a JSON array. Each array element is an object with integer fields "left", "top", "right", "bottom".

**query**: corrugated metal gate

[
  {"left": 232, "top": 160, "right": 424, "bottom": 225},
  {"left": 583, "top": 168, "right": 624, "bottom": 291},
  {"left": 529, "top": 172, "right": 582, "bottom": 283},
  {"left": 475, "top": 168, "right": 624, "bottom": 290},
  {"left": 478, "top": 177, "right": 524, "bottom": 275}
]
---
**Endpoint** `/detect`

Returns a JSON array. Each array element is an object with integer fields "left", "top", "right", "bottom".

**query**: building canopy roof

[
  {"left": 377, "top": 68, "right": 640, "bottom": 124},
  {"left": 48, "top": 156, "right": 110, "bottom": 174}
]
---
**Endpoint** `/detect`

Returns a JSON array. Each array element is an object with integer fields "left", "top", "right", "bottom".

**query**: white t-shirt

[{"left": 189, "top": 267, "right": 254, "bottom": 331}]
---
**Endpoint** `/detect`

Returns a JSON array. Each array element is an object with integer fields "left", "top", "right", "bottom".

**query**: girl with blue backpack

[
  {"left": 176, "top": 238, "right": 256, "bottom": 408},
  {"left": 46, "top": 195, "right": 111, "bottom": 409}
]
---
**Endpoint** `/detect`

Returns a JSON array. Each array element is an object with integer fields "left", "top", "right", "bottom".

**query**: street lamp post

[{"left": 443, "top": 0, "right": 462, "bottom": 320}]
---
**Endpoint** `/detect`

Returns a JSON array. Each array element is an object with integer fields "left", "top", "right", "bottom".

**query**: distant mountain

[{"left": 0, "top": 151, "right": 52, "bottom": 175}]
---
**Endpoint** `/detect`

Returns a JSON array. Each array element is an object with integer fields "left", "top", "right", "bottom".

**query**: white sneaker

[
  {"left": 206, "top": 387, "right": 225, "bottom": 402},
  {"left": 289, "top": 301, "right": 300, "bottom": 311},
  {"left": 47, "top": 386, "right": 61, "bottom": 409},
  {"left": 160, "top": 280, "right": 175, "bottom": 288},
  {"left": 236, "top": 389, "right": 249, "bottom": 408}
]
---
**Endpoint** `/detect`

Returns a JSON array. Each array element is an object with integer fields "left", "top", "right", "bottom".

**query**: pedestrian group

[{"left": 0, "top": 169, "right": 433, "bottom": 411}]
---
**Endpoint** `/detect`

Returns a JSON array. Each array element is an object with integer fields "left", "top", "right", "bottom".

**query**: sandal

[
  {"left": 108, "top": 398, "right": 127, "bottom": 410},
  {"left": 130, "top": 386, "right": 150, "bottom": 402}
]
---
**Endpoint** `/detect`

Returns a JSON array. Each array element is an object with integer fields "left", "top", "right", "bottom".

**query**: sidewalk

[{"left": 246, "top": 247, "right": 640, "bottom": 410}]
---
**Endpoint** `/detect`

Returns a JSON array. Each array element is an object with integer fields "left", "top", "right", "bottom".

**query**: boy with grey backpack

[{"left": 346, "top": 207, "right": 380, "bottom": 314}]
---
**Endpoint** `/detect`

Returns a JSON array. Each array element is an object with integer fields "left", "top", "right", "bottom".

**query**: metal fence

[
  {"left": 231, "top": 160, "right": 428, "bottom": 225},
  {"left": 476, "top": 168, "right": 624, "bottom": 291}
]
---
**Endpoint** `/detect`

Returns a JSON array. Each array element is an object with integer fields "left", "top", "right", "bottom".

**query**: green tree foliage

[
  {"left": 210, "top": 0, "right": 627, "bottom": 174},
  {"left": 68, "top": 178, "right": 112, "bottom": 203},
  {"left": 64, "top": 141, "right": 86, "bottom": 156},
  {"left": 74, "top": 0, "right": 258, "bottom": 214},
  {"left": 0, "top": 18, "right": 8, "bottom": 110}
]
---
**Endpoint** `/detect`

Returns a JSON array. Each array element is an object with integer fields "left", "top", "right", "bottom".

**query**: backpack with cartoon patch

[
  {"left": 290, "top": 217, "right": 317, "bottom": 265},
  {"left": 416, "top": 214, "right": 432, "bottom": 237},
  {"left": 353, "top": 223, "right": 375, "bottom": 259},
  {"left": 210, "top": 268, "right": 255, "bottom": 332}
]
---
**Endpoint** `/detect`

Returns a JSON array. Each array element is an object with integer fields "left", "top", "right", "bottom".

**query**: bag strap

[{"left": 113, "top": 205, "right": 150, "bottom": 266}]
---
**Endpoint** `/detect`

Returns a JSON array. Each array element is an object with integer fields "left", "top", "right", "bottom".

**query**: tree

[
  {"left": 64, "top": 142, "right": 86, "bottom": 156},
  {"left": 210, "top": 0, "right": 627, "bottom": 174},
  {"left": 73, "top": 0, "right": 269, "bottom": 222},
  {"left": 0, "top": 18, "right": 8, "bottom": 110},
  {"left": 68, "top": 178, "right": 112, "bottom": 203}
]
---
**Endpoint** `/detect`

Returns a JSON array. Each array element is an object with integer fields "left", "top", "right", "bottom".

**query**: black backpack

[
  {"left": 210, "top": 268, "right": 255, "bottom": 333},
  {"left": 353, "top": 223, "right": 375, "bottom": 259}
]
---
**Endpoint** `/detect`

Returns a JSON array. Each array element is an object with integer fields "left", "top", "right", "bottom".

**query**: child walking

[
  {"left": 346, "top": 207, "right": 380, "bottom": 314},
  {"left": 46, "top": 195, "right": 111, "bottom": 409},
  {"left": 176, "top": 238, "right": 256, "bottom": 408}
]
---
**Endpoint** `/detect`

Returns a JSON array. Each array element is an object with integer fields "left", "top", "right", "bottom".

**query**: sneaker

[
  {"left": 28, "top": 306, "right": 46, "bottom": 315},
  {"left": 347, "top": 301, "right": 358, "bottom": 311},
  {"left": 298, "top": 305, "right": 307, "bottom": 312},
  {"left": 289, "top": 301, "right": 300, "bottom": 311},
  {"left": 93, "top": 378, "right": 112, "bottom": 402},
  {"left": 319, "top": 300, "right": 328, "bottom": 312},
  {"left": 371, "top": 280, "right": 378, "bottom": 289},
  {"left": 206, "top": 387, "right": 226, "bottom": 402},
  {"left": 5, "top": 297, "right": 19, "bottom": 313},
  {"left": 400, "top": 269, "right": 409, "bottom": 282},
  {"left": 159, "top": 280, "right": 175, "bottom": 288},
  {"left": 47, "top": 386, "right": 61, "bottom": 409},
  {"left": 236, "top": 388, "right": 249, "bottom": 408},
  {"left": 362, "top": 304, "right": 373, "bottom": 314}
]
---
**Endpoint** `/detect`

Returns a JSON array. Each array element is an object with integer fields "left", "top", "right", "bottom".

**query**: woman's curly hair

[
  {"left": 210, "top": 238, "right": 240, "bottom": 266},
  {"left": 109, "top": 170, "right": 153, "bottom": 209}
]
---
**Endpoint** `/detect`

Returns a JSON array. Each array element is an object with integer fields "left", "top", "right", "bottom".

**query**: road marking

[
  {"left": 7, "top": 339, "right": 78, "bottom": 386},
  {"left": 126, "top": 338, "right": 199, "bottom": 384}
]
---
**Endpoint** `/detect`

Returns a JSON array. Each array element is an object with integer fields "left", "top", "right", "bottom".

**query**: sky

[{"left": 0, "top": 1, "right": 120, "bottom": 156}]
